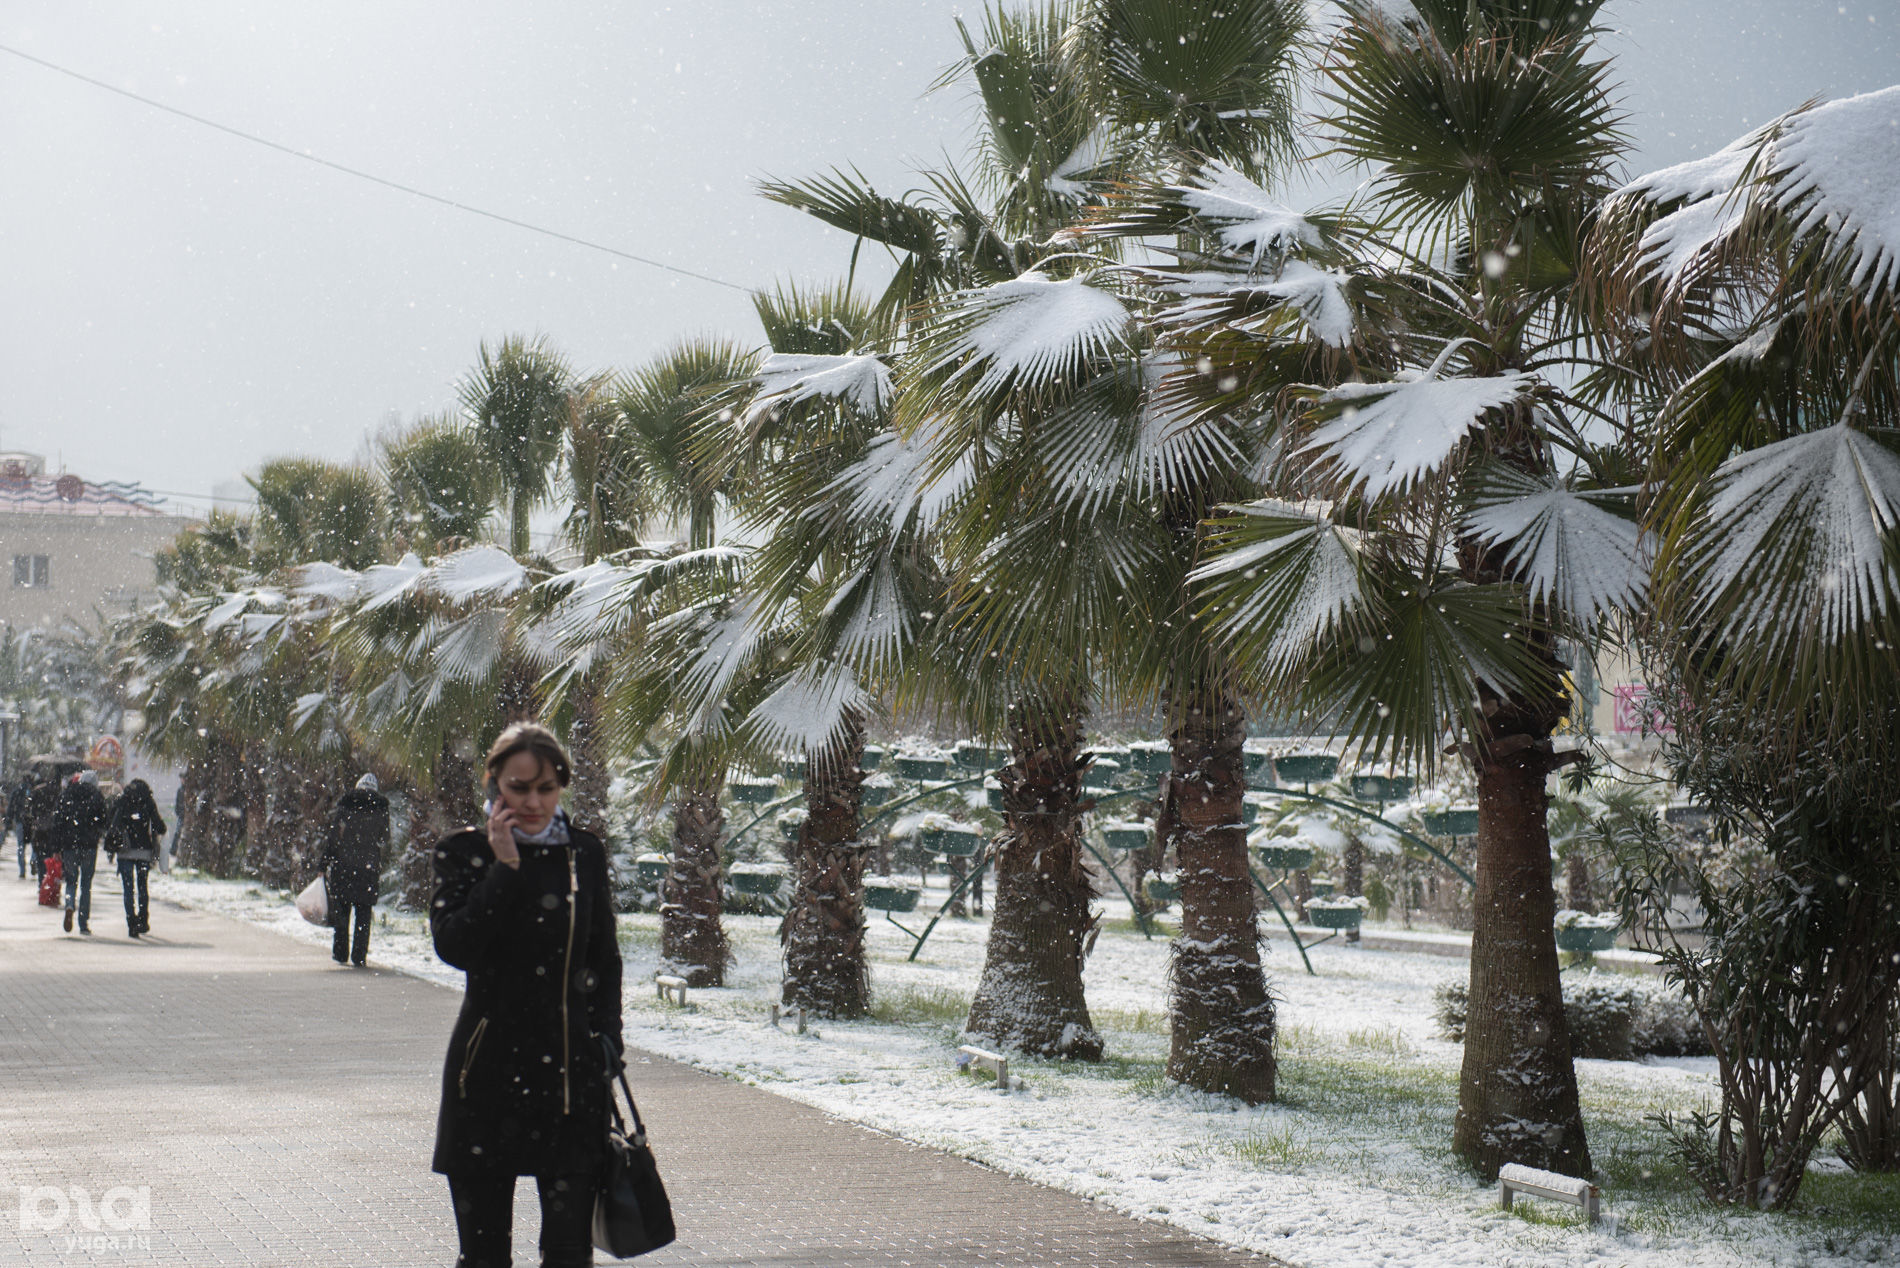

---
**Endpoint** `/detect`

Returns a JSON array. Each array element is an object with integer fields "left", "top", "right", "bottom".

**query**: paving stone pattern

[{"left": 0, "top": 868, "right": 1278, "bottom": 1267}]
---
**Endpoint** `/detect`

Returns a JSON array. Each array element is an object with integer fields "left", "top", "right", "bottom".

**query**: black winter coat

[
  {"left": 320, "top": 788, "right": 389, "bottom": 906},
  {"left": 430, "top": 825, "right": 623, "bottom": 1177},
  {"left": 50, "top": 781, "right": 108, "bottom": 856}
]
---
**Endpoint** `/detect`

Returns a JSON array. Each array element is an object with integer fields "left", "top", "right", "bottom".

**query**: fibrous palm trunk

[
  {"left": 782, "top": 715, "right": 870, "bottom": 1018},
  {"left": 662, "top": 778, "right": 730, "bottom": 987},
  {"left": 1343, "top": 836, "right": 1365, "bottom": 945},
  {"left": 1452, "top": 746, "right": 1591, "bottom": 1178},
  {"left": 175, "top": 755, "right": 215, "bottom": 869},
  {"left": 966, "top": 695, "right": 1103, "bottom": 1060},
  {"left": 1166, "top": 687, "right": 1276, "bottom": 1103},
  {"left": 402, "top": 741, "right": 480, "bottom": 910},
  {"left": 566, "top": 680, "right": 611, "bottom": 839},
  {"left": 252, "top": 758, "right": 303, "bottom": 889}
]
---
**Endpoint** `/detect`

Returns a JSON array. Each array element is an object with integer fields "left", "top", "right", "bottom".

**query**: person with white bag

[{"left": 319, "top": 773, "right": 390, "bottom": 967}]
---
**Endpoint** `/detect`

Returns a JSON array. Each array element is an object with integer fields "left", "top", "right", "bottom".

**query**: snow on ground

[{"left": 150, "top": 871, "right": 1896, "bottom": 1268}]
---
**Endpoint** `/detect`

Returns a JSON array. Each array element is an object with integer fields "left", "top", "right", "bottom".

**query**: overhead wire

[{"left": 0, "top": 41, "right": 753, "bottom": 294}]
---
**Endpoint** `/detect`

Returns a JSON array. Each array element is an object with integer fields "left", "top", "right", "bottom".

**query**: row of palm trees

[{"left": 115, "top": 0, "right": 1896, "bottom": 1186}]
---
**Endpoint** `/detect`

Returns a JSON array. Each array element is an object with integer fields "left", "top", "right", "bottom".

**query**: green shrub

[{"left": 1433, "top": 975, "right": 1708, "bottom": 1060}]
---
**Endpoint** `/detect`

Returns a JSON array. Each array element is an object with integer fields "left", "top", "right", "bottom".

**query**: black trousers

[
  {"left": 119, "top": 858, "right": 150, "bottom": 931},
  {"left": 447, "top": 1170, "right": 596, "bottom": 1268},
  {"left": 331, "top": 899, "right": 371, "bottom": 964}
]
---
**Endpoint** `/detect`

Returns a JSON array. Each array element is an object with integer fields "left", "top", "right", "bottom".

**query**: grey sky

[{"left": 3, "top": 2, "right": 1895, "bottom": 511}]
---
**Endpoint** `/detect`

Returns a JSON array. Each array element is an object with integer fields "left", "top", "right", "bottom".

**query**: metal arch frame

[{"left": 717, "top": 772, "right": 1476, "bottom": 967}]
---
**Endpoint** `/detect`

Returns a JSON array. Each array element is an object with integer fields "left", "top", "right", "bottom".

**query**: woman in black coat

[{"left": 431, "top": 722, "right": 623, "bottom": 1268}]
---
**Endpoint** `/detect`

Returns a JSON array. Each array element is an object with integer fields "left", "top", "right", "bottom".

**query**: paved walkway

[{"left": 0, "top": 864, "right": 1278, "bottom": 1267}]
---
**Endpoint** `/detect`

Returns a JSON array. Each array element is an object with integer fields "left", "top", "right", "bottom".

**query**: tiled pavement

[{"left": 0, "top": 863, "right": 1279, "bottom": 1267}]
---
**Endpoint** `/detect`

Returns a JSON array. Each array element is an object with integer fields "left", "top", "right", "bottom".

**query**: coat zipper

[
  {"left": 561, "top": 845, "right": 578, "bottom": 1115},
  {"left": 458, "top": 1016, "right": 490, "bottom": 1099}
]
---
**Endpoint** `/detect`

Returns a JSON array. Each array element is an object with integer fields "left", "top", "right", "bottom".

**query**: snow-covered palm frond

[
  {"left": 1171, "top": 159, "right": 1322, "bottom": 269},
  {"left": 746, "top": 352, "right": 894, "bottom": 423},
  {"left": 1300, "top": 369, "right": 1536, "bottom": 499},
  {"left": 203, "top": 588, "right": 282, "bottom": 635},
  {"left": 293, "top": 562, "right": 365, "bottom": 605},
  {"left": 1045, "top": 125, "right": 1112, "bottom": 197},
  {"left": 432, "top": 608, "right": 510, "bottom": 684},
  {"left": 1684, "top": 423, "right": 1900, "bottom": 650},
  {"left": 1463, "top": 469, "right": 1645, "bottom": 633},
  {"left": 928, "top": 272, "right": 1132, "bottom": 399},
  {"left": 821, "top": 430, "right": 976, "bottom": 533},
  {"left": 1157, "top": 259, "right": 1354, "bottom": 347},
  {"left": 676, "top": 595, "right": 770, "bottom": 737},
  {"left": 739, "top": 662, "right": 873, "bottom": 757},
  {"left": 427, "top": 545, "right": 528, "bottom": 604},
  {"left": 521, "top": 559, "right": 650, "bottom": 672},
  {"left": 1041, "top": 357, "right": 1249, "bottom": 515},
  {"left": 821, "top": 555, "right": 916, "bottom": 677},
  {"left": 1192, "top": 500, "right": 1367, "bottom": 676},
  {"left": 358, "top": 554, "right": 429, "bottom": 611},
  {"left": 1765, "top": 85, "right": 1900, "bottom": 299}
]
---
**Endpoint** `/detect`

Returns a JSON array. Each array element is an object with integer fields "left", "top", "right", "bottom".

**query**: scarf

[{"left": 482, "top": 801, "right": 572, "bottom": 846}]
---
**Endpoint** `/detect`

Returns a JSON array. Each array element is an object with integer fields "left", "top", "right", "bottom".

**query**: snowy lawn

[{"left": 152, "top": 870, "right": 1900, "bottom": 1268}]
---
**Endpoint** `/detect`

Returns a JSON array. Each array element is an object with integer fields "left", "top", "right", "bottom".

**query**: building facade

[{"left": 0, "top": 452, "right": 195, "bottom": 630}]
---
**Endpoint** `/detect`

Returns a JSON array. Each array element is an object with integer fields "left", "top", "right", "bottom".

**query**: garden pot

[
  {"left": 864, "top": 882, "right": 921, "bottom": 914},
  {"left": 893, "top": 755, "right": 948, "bottom": 782},
  {"left": 1256, "top": 844, "right": 1315, "bottom": 871},
  {"left": 1308, "top": 904, "right": 1363, "bottom": 930},
  {"left": 1273, "top": 754, "right": 1338, "bottom": 786},
  {"left": 1420, "top": 807, "right": 1480, "bottom": 838}
]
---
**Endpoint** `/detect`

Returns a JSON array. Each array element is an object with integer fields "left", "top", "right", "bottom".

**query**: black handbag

[{"left": 593, "top": 1059, "right": 676, "bottom": 1258}]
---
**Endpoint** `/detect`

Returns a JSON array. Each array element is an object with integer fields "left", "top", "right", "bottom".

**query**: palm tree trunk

[
  {"left": 1166, "top": 686, "right": 1276, "bottom": 1103},
  {"left": 782, "top": 715, "right": 870, "bottom": 1018},
  {"left": 402, "top": 741, "right": 480, "bottom": 910},
  {"left": 511, "top": 493, "right": 531, "bottom": 558},
  {"left": 1565, "top": 849, "right": 1595, "bottom": 913},
  {"left": 175, "top": 754, "right": 215, "bottom": 869},
  {"left": 566, "top": 680, "right": 611, "bottom": 840},
  {"left": 966, "top": 695, "right": 1103, "bottom": 1061},
  {"left": 253, "top": 758, "right": 303, "bottom": 889},
  {"left": 1343, "top": 836, "right": 1365, "bottom": 945},
  {"left": 1452, "top": 750, "right": 1591, "bottom": 1178},
  {"left": 662, "top": 777, "right": 730, "bottom": 987}
]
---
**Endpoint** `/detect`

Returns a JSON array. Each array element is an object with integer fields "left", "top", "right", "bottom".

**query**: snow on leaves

[
  {"left": 1463, "top": 470, "right": 1645, "bottom": 634},
  {"left": 930, "top": 272, "right": 1132, "bottom": 399},
  {"left": 1768, "top": 85, "right": 1900, "bottom": 298},
  {"left": 1610, "top": 85, "right": 1900, "bottom": 301},
  {"left": 1162, "top": 260, "right": 1354, "bottom": 348},
  {"left": 742, "top": 662, "right": 873, "bottom": 757},
  {"left": 1687, "top": 423, "right": 1900, "bottom": 650},
  {"left": 747, "top": 352, "right": 893, "bottom": 422},
  {"left": 1191, "top": 500, "right": 1365, "bottom": 675},
  {"left": 822, "top": 429, "right": 974, "bottom": 534},
  {"left": 1171, "top": 160, "right": 1322, "bottom": 269},
  {"left": 1300, "top": 371, "right": 1536, "bottom": 500}
]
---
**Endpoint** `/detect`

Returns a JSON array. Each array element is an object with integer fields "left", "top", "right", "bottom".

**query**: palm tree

[
  {"left": 381, "top": 415, "right": 495, "bottom": 553},
  {"left": 1587, "top": 84, "right": 1900, "bottom": 1206},
  {"left": 249, "top": 458, "right": 389, "bottom": 572},
  {"left": 461, "top": 335, "right": 572, "bottom": 557},
  {"left": 1161, "top": 0, "right": 1631, "bottom": 1172}
]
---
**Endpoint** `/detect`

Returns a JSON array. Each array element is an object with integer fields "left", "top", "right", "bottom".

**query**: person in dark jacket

[
  {"left": 320, "top": 773, "right": 389, "bottom": 966},
  {"left": 431, "top": 722, "right": 623, "bottom": 1268},
  {"left": 27, "top": 773, "right": 61, "bottom": 878},
  {"left": 104, "top": 778, "right": 166, "bottom": 937},
  {"left": 53, "top": 771, "right": 109, "bottom": 934},
  {"left": 8, "top": 776, "right": 30, "bottom": 877}
]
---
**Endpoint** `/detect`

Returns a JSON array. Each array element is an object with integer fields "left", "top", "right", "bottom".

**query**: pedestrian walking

[
  {"left": 104, "top": 778, "right": 166, "bottom": 938},
  {"left": 6, "top": 776, "right": 27, "bottom": 878},
  {"left": 27, "top": 771, "right": 62, "bottom": 894},
  {"left": 320, "top": 773, "right": 389, "bottom": 967},
  {"left": 430, "top": 722, "right": 623, "bottom": 1268},
  {"left": 53, "top": 770, "right": 109, "bottom": 934}
]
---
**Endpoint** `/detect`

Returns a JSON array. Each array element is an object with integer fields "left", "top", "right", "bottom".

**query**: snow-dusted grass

[{"left": 151, "top": 869, "right": 1899, "bottom": 1268}]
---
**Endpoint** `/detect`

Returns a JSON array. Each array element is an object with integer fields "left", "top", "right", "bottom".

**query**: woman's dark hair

[{"left": 483, "top": 722, "right": 572, "bottom": 789}]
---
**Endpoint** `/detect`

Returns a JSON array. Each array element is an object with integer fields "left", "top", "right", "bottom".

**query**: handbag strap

[{"left": 606, "top": 1067, "right": 648, "bottom": 1146}]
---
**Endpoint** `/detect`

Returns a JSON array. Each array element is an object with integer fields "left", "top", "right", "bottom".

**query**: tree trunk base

[{"left": 1453, "top": 755, "right": 1590, "bottom": 1179}]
